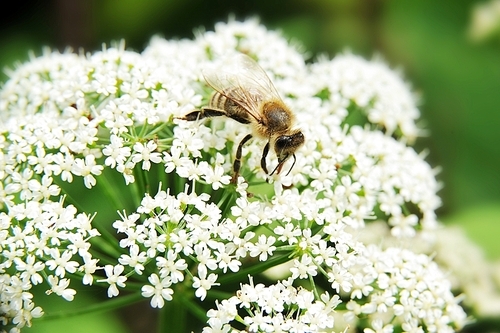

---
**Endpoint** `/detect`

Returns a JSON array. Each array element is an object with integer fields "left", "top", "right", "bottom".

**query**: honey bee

[{"left": 180, "top": 54, "right": 304, "bottom": 183}]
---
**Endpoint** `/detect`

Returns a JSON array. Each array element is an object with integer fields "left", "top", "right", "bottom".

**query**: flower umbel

[{"left": 0, "top": 18, "right": 478, "bottom": 333}]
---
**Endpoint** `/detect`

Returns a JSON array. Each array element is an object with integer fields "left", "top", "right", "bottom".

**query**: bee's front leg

[
  {"left": 231, "top": 133, "right": 253, "bottom": 184},
  {"left": 260, "top": 141, "right": 270, "bottom": 175}
]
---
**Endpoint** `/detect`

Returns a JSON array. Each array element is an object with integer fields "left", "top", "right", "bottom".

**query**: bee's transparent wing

[{"left": 202, "top": 54, "right": 283, "bottom": 122}]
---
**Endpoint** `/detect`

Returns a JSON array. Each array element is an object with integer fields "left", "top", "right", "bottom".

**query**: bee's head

[{"left": 270, "top": 130, "right": 305, "bottom": 176}]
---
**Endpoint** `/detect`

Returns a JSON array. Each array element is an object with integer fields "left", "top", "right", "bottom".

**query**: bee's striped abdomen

[{"left": 209, "top": 90, "right": 252, "bottom": 124}]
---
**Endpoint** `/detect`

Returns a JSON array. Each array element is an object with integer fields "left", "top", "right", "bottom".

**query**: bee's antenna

[
  {"left": 270, "top": 153, "right": 291, "bottom": 176},
  {"left": 269, "top": 164, "right": 280, "bottom": 176},
  {"left": 285, "top": 154, "right": 296, "bottom": 176}
]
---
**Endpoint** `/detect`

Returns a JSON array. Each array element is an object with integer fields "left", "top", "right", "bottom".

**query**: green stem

[
  {"left": 97, "top": 170, "right": 131, "bottom": 211},
  {"left": 178, "top": 294, "right": 209, "bottom": 322},
  {"left": 134, "top": 167, "right": 149, "bottom": 197},
  {"left": 218, "top": 186, "right": 237, "bottom": 217},
  {"left": 93, "top": 237, "right": 123, "bottom": 259},
  {"left": 73, "top": 171, "right": 135, "bottom": 257},
  {"left": 57, "top": 186, "right": 85, "bottom": 213},
  {"left": 309, "top": 274, "right": 320, "bottom": 299},
  {"left": 149, "top": 122, "right": 173, "bottom": 138},
  {"left": 128, "top": 172, "right": 143, "bottom": 209},
  {"left": 158, "top": 294, "right": 187, "bottom": 333},
  {"left": 275, "top": 244, "right": 298, "bottom": 253},
  {"left": 138, "top": 123, "right": 150, "bottom": 138},
  {"left": 217, "top": 254, "right": 292, "bottom": 284},
  {"left": 39, "top": 292, "right": 144, "bottom": 321},
  {"left": 89, "top": 217, "right": 124, "bottom": 259}
]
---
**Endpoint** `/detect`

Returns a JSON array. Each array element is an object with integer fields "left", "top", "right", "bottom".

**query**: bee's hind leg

[{"left": 231, "top": 133, "right": 253, "bottom": 184}]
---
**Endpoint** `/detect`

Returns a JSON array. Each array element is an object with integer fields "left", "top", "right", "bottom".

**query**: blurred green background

[{"left": 1, "top": 0, "right": 500, "bottom": 331}]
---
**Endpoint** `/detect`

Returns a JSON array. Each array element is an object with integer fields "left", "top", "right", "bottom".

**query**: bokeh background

[{"left": 1, "top": 0, "right": 499, "bottom": 332}]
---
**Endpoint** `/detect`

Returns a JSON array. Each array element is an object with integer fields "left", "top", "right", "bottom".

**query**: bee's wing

[{"left": 202, "top": 54, "right": 283, "bottom": 122}]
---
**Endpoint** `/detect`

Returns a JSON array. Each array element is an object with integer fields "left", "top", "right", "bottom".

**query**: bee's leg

[
  {"left": 231, "top": 133, "right": 253, "bottom": 184},
  {"left": 180, "top": 108, "right": 228, "bottom": 121},
  {"left": 260, "top": 141, "right": 270, "bottom": 174},
  {"left": 225, "top": 113, "right": 251, "bottom": 124}
]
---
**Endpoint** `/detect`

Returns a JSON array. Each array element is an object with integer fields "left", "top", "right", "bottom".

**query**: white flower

[
  {"left": 116, "top": 161, "right": 136, "bottom": 184},
  {"left": 311, "top": 52, "right": 421, "bottom": 141},
  {"left": 141, "top": 273, "right": 174, "bottom": 308},
  {"left": 327, "top": 263, "right": 353, "bottom": 294},
  {"left": 103, "top": 134, "right": 131, "bottom": 168},
  {"left": 12, "top": 300, "right": 44, "bottom": 328},
  {"left": 98, "top": 264, "right": 128, "bottom": 297},
  {"left": 163, "top": 146, "right": 190, "bottom": 174},
  {"left": 230, "top": 197, "right": 261, "bottom": 226},
  {"left": 388, "top": 214, "right": 418, "bottom": 238},
  {"left": 5, "top": 168, "right": 34, "bottom": 200},
  {"left": 52, "top": 152, "right": 75, "bottom": 182},
  {"left": 192, "top": 269, "right": 219, "bottom": 301},
  {"left": 46, "top": 276, "right": 76, "bottom": 301},
  {"left": 80, "top": 252, "right": 99, "bottom": 286},
  {"left": 14, "top": 255, "right": 45, "bottom": 285},
  {"left": 143, "top": 228, "right": 167, "bottom": 257},
  {"left": 214, "top": 246, "right": 241, "bottom": 273},
  {"left": 309, "top": 158, "right": 337, "bottom": 190},
  {"left": 45, "top": 249, "right": 79, "bottom": 278},
  {"left": 344, "top": 246, "right": 467, "bottom": 331},
  {"left": 194, "top": 244, "right": 219, "bottom": 272},
  {"left": 364, "top": 319, "right": 393, "bottom": 333},
  {"left": 173, "top": 126, "right": 204, "bottom": 157},
  {"left": 132, "top": 140, "right": 162, "bottom": 170},
  {"left": 118, "top": 244, "right": 148, "bottom": 275},
  {"left": 203, "top": 164, "right": 231, "bottom": 190},
  {"left": 27, "top": 175, "right": 60, "bottom": 201},
  {"left": 156, "top": 250, "right": 187, "bottom": 283},
  {"left": 290, "top": 254, "right": 318, "bottom": 279},
  {"left": 247, "top": 235, "right": 277, "bottom": 261},
  {"left": 27, "top": 146, "right": 55, "bottom": 175},
  {"left": 72, "top": 155, "right": 103, "bottom": 188},
  {"left": 274, "top": 222, "right": 301, "bottom": 245}
]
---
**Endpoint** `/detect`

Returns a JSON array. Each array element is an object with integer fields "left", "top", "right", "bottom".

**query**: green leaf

[{"left": 24, "top": 288, "right": 129, "bottom": 333}]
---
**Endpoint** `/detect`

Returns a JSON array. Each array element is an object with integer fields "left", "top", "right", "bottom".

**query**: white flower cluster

[
  {"left": 344, "top": 246, "right": 466, "bottom": 333},
  {"left": 204, "top": 246, "right": 467, "bottom": 333},
  {"left": 107, "top": 180, "right": 364, "bottom": 306},
  {"left": 310, "top": 53, "right": 421, "bottom": 141},
  {"left": 0, "top": 199, "right": 100, "bottom": 330},
  {"left": 0, "top": 17, "right": 469, "bottom": 332},
  {"left": 203, "top": 277, "right": 342, "bottom": 333},
  {"left": 359, "top": 221, "right": 500, "bottom": 319}
]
